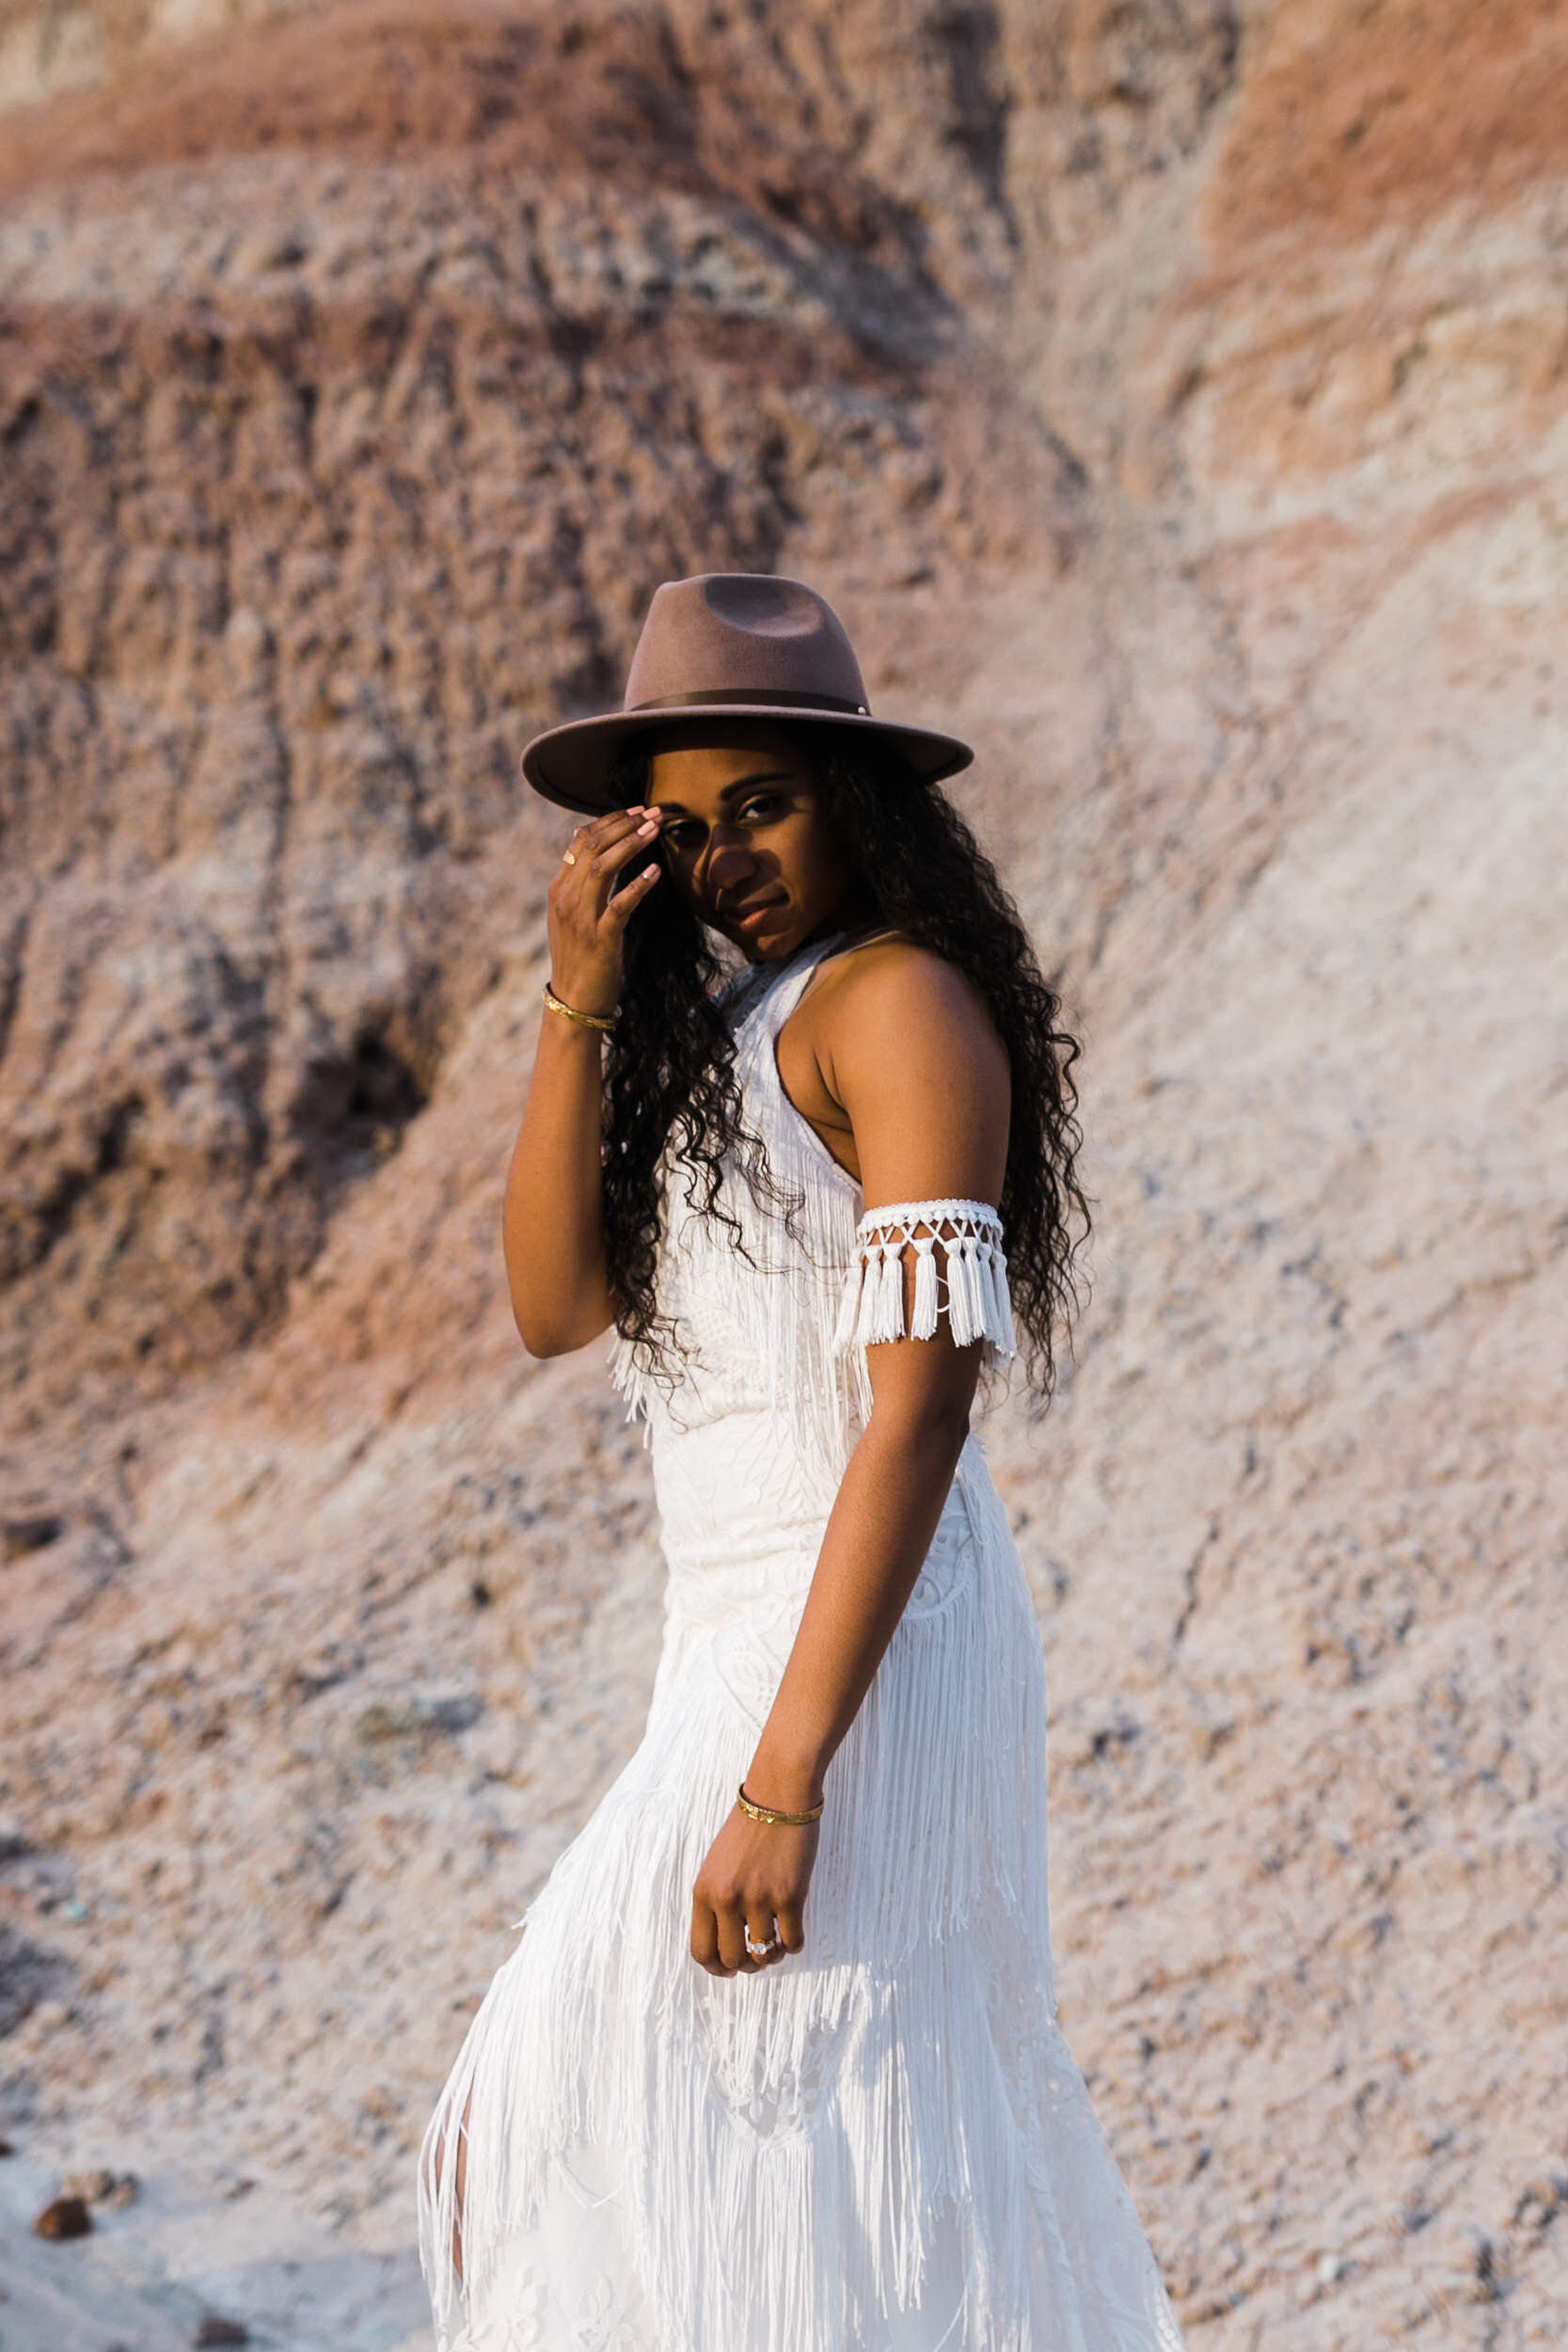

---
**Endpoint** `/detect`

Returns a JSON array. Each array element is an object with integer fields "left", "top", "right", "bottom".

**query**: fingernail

[{"left": 638, "top": 818, "right": 657, "bottom": 834}]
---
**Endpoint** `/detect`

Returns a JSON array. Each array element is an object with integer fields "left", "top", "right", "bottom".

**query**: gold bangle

[
  {"left": 736, "top": 1778, "right": 824, "bottom": 1826},
  {"left": 543, "top": 981, "right": 618, "bottom": 1032}
]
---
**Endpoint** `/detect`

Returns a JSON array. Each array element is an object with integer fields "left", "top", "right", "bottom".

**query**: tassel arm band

[{"left": 831, "top": 1198, "right": 1018, "bottom": 1359}]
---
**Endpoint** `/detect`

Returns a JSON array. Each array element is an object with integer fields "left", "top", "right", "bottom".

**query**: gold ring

[{"left": 562, "top": 850, "right": 578, "bottom": 866}]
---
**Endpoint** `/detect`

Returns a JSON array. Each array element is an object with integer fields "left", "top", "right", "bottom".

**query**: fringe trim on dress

[
  {"left": 416, "top": 1461, "right": 1058, "bottom": 2352},
  {"left": 416, "top": 934, "right": 1189, "bottom": 2352}
]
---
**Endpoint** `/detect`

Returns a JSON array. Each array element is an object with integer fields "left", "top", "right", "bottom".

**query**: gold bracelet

[
  {"left": 543, "top": 981, "right": 618, "bottom": 1032},
  {"left": 736, "top": 1778, "right": 824, "bottom": 1826}
]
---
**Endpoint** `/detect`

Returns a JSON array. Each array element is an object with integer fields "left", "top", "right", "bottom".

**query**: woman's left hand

[{"left": 689, "top": 1804, "right": 817, "bottom": 1977}]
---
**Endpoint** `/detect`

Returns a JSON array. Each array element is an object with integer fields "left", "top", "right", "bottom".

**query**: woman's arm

[
  {"left": 502, "top": 804, "right": 664, "bottom": 1357},
  {"left": 689, "top": 945, "right": 1011, "bottom": 1976}
]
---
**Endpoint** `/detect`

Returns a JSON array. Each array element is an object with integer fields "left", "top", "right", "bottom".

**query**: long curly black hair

[{"left": 599, "top": 725, "right": 1089, "bottom": 1408}]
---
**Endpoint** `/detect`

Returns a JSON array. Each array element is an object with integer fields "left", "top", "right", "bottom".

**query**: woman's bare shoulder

[
  {"left": 807, "top": 936, "right": 1008, "bottom": 1198},
  {"left": 814, "top": 933, "right": 1003, "bottom": 1056}
]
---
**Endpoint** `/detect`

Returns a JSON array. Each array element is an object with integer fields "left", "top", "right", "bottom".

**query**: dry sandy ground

[{"left": 1, "top": 3, "right": 1565, "bottom": 2346}]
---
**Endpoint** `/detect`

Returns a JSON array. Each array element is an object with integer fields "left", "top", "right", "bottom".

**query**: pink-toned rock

[
  {"left": 0, "top": 6, "right": 1563, "bottom": 2348},
  {"left": 61, "top": 2164, "right": 139, "bottom": 2206}
]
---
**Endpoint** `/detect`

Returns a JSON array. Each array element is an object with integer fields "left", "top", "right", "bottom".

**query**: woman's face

[{"left": 644, "top": 723, "right": 873, "bottom": 961}]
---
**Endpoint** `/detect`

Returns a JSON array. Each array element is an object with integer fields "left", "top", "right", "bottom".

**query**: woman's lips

[{"left": 727, "top": 895, "right": 785, "bottom": 933}]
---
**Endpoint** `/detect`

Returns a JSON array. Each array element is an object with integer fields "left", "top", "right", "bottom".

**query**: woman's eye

[{"left": 739, "top": 793, "right": 783, "bottom": 822}]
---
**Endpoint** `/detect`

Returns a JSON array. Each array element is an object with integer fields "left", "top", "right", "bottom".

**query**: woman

[{"left": 417, "top": 574, "right": 1188, "bottom": 2351}]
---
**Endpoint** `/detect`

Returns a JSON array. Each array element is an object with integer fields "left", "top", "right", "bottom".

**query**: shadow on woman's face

[{"left": 644, "top": 722, "right": 873, "bottom": 962}]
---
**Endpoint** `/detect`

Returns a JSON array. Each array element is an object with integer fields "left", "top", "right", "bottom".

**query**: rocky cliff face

[{"left": 2, "top": 4, "right": 1564, "bottom": 2345}]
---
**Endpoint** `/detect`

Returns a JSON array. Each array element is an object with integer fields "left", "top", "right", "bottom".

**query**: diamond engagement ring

[
  {"left": 562, "top": 849, "right": 578, "bottom": 866},
  {"left": 745, "top": 1925, "right": 781, "bottom": 1959}
]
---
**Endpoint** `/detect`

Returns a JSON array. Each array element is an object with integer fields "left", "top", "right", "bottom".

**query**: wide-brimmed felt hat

[{"left": 519, "top": 572, "right": 974, "bottom": 814}]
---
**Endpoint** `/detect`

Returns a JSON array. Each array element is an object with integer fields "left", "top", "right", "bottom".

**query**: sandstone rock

[
  {"left": 2, "top": 1511, "right": 64, "bottom": 1558},
  {"left": 61, "top": 2164, "right": 139, "bottom": 2206},
  {"left": 352, "top": 1690, "right": 483, "bottom": 1745},
  {"left": 34, "top": 2189, "right": 92, "bottom": 2237},
  {"left": 0, "top": 4, "right": 1563, "bottom": 2348},
  {"left": 0, "top": 1924, "right": 75, "bottom": 2039},
  {"left": 192, "top": 2319, "right": 250, "bottom": 2348}
]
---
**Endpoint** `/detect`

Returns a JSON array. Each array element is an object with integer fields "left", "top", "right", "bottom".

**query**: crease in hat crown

[
  {"left": 622, "top": 574, "right": 871, "bottom": 715},
  {"left": 518, "top": 570, "right": 974, "bottom": 814}
]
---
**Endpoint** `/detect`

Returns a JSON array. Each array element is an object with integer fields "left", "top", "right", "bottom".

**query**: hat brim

[{"left": 519, "top": 704, "right": 974, "bottom": 815}]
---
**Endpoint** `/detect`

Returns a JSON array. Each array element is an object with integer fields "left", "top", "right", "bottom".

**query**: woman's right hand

[{"left": 545, "top": 803, "right": 664, "bottom": 1020}]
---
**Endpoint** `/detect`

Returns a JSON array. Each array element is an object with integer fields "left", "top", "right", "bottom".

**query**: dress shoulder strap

[
  {"left": 733, "top": 929, "right": 859, "bottom": 1046},
  {"left": 751, "top": 922, "right": 911, "bottom": 1040},
  {"left": 790, "top": 925, "right": 909, "bottom": 1015}
]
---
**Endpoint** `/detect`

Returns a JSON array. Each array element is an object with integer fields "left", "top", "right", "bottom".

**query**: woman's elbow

[
  {"left": 511, "top": 1298, "right": 612, "bottom": 1360},
  {"left": 512, "top": 1312, "right": 575, "bottom": 1360},
  {"left": 514, "top": 1317, "right": 566, "bottom": 1360}
]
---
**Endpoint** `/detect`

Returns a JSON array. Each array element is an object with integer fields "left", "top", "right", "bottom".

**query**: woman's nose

[{"left": 703, "top": 835, "right": 758, "bottom": 895}]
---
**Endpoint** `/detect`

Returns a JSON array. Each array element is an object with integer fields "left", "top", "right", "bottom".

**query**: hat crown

[{"left": 623, "top": 573, "right": 870, "bottom": 713}]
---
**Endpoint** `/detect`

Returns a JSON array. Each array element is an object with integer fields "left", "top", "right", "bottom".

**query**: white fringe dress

[{"left": 417, "top": 930, "right": 1188, "bottom": 2352}]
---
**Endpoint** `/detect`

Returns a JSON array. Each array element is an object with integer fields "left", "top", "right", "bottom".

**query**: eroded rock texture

[{"left": 1, "top": 4, "right": 1564, "bottom": 2345}]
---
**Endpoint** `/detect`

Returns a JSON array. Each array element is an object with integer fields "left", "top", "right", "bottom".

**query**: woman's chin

[{"left": 726, "top": 905, "right": 798, "bottom": 959}]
